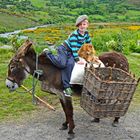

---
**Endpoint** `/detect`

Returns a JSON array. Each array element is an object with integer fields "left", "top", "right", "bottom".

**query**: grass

[
  {"left": 92, "top": 14, "right": 106, "bottom": 21},
  {"left": 127, "top": 10, "right": 140, "bottom": 16},
  {"left": 0, "top": 49, "right": 36, "bottom": 121},
  {"left": 126, "top": 54, "right": 140, "bottom": 105},
  {"left": 0, "top": 12, "right": 38, "bottom": 33},
  {"left": 30, "top": 0, "right": 47, "bottom": 8}
]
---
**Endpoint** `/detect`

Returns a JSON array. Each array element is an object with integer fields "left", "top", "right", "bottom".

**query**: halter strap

[{"left": 7, "top": 77, "right": 16, "bottom": 84}]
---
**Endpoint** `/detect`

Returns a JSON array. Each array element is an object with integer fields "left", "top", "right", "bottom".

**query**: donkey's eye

[
  {"left": 10, "top": 66, "right": 15, "bottom": 70},
  {"left": 10, "top": 65, "right": 17, "bottom": 72}
]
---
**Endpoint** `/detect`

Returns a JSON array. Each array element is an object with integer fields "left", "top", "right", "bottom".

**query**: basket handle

[
  {"left": 113, "top": 63, "right": 116, "bottom": 68},
  {"left": 109, "top": 67, "right": 112, "bottom": 81}
]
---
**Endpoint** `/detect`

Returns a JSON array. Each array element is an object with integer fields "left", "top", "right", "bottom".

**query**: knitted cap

[{"left": 75, "top": 15, "right": 88, "bottom": 26}]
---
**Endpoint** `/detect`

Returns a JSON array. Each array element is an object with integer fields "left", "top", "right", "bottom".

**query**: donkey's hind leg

[{"left": 112, "top": 117, "right": 120, "bottom": 127}]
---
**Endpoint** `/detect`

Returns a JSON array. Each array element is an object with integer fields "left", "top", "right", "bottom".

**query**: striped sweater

[{"left": 64, "top": 29, "right": 91, "bottom": 62}]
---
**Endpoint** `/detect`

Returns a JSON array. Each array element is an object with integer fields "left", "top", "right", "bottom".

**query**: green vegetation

[
  {"left": 92, "top": 26, "right": 140, "bottom": 53},
  {"left": 1, "top": 23, "right": 140, "bottom": 54},
  {"left": 0, "top": 12, "right": 38, "bottom": 33},
  {"left": 0, "top": 0, "right": 140, "bottom": 33},
  {"left": 19, "top": 24, "right": 140, "bottom": 54},
  {"left": 30, "top": 0, "right": 46, "bottom": 8},
  {"left": 126, "top": 54, "right": 140, "bottom": 105}
]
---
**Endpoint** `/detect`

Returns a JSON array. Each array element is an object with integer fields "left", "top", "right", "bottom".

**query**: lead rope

[
  {"left": 15, "top": 53, "right": 43, "bottom": 104},
  {"left": 32, "top": 53, "right": 43, "bottom": 104}
]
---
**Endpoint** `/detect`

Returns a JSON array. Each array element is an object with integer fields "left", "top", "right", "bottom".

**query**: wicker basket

[{"left": 80, "top": 66, "right": 139, "bottom": 118}]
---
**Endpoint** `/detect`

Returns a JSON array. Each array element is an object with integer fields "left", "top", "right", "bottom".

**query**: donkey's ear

[{"left": 16, "top": 40, "right": 33, "bottom": 57}]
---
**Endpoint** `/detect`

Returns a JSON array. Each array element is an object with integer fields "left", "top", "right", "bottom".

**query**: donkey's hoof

[
  {"left": 112, "top": 121, "right": 119, "bottom": 127},
  {"left": 59, "top": 125, "right": 68, "bottom": 130},
  {"left": 67, "top": 133, "right": 75, "bottom": 140},
  {"left": 91, "top": 118, "right": 100, "bottom": 123},
  {"left": 65, "top": 96, "right": 72, "bottom": 101},
  {"left": 68, "top": 130, "right": 75, "bottom": 134}
]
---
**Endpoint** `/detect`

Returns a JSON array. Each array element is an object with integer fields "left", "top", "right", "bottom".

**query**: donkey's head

[{"left": 6, "top": 40, "right": 33, "bottom": 91}]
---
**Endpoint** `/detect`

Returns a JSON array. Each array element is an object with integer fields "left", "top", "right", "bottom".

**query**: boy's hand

[{"left": 77, "top": 60, "right": 85, "bottom": 65}]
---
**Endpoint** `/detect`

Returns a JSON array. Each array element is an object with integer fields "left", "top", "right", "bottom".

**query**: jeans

[{"left": 47, "top": 45, "right": 75, "bottom": 89}]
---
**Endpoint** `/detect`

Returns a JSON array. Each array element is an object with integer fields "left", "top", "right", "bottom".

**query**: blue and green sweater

[{"left": 64, "top": 29, "right": 91, "bottom": 62}]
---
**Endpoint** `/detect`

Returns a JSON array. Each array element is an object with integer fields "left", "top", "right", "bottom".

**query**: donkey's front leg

[
  {"left": 59, "top": 99, "right": 68, "bottom": 130},
  {"left": 65, "top": 98, "right": 75, "bottom": 134},
  {"left": 59, "top": 98, "right": 75, "bottom": 134}
]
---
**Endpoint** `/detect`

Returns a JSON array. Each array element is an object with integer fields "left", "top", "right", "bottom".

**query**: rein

[{"left": 32, "top": 53, "right": 43, "bottom": 104}]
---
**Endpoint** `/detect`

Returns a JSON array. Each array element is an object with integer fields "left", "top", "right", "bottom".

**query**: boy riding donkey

[
  {"left": 44, "top": 15, "right": 92, "bottom": 97},
  {"left": 44, "top": 15, "right": 120, "bottom": 126}
]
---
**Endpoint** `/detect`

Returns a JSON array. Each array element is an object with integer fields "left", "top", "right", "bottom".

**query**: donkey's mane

[
  {"left": 38, "top": 52, "right": 53, "bottom": 65},
  {"left": 23, "top": 47, "right": 53, "bottom": 65}
]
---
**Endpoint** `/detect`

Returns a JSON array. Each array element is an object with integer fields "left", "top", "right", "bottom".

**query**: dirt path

[{"left": 0, "top": 103, "right": 140, "bottom": 140}]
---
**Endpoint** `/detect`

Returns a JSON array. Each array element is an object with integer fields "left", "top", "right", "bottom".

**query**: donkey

[
  {"left": 6, "top": 40, "right": 76, "bottom": 137},
  {"left": 6, "top": 40, "right": 129, "bottom": 136}
]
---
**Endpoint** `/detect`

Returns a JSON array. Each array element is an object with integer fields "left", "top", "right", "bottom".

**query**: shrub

[
  {"left": 116, "top": 33, "right": 123, "bottom": 52},
  {"left": 135, "top": 47, "right": 140, "bottom": 53},
  {"left": 0, "top": 37, "right": 9, "bottom": 44},
  {"left": 0, "top": 26, "right": 7, "bottom": 33},
  {"left": 129, "top": 40, "right": 138, "bottom": 52},
  {"left": 9, "top": 35, "right": 25, "bottom": 52},
  {"left": 106, "top": 40, "right": 117, "bottom": 51}
]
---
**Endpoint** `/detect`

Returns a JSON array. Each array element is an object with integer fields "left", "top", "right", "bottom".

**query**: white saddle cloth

[{"left": 70, "top": 57, "right": 105, "bottom": 85}]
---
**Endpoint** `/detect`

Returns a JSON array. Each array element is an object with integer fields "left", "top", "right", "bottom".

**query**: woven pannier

[{"left": 80, "top": 66, "right": 139, "bottom": 118}]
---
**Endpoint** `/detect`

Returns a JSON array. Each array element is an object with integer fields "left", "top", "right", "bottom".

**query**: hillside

[
  {"left": 0, "top": 11, "right": 38, "bottom": 33},
  {"left": 30, "top": 0, "right": 140, "bottom": 23},
  {"left": 0, "top": 0, "right": 140, "bottom": 33}
]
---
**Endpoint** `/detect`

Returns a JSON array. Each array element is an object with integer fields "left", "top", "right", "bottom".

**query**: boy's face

[{"left": 78, "top": 20, "right": 89, "bottom": 33}]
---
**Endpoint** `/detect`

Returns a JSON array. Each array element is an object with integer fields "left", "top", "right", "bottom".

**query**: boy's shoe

[
  {"left": 63, "top": 88, "right": 73, "bottom": 97},
  {"left": 43, "top": 48, "right": 52, "bottom": 55},
  {"left": 43, "top": 48, "right": 49, "bottom": 53}
]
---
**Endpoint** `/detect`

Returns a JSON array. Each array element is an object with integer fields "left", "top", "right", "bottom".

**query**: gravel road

[{"left": 0, "top": 101, "right": 140, "bottom": 140}]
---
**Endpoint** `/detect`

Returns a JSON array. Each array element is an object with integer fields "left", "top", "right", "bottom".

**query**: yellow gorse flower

[{"left": 127, "top": 26, "right": 140, "bottom": 30}]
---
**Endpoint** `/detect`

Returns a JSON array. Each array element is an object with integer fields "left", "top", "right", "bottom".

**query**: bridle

[
  {"left": 7, "top": 77, "right": 17, "bottom": 84},
  {"left": 7, "top": 56, "right": 29, "bottom": 85},
  {"left": 11, "top": 57, "right": 30, "bottom": 73}
]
